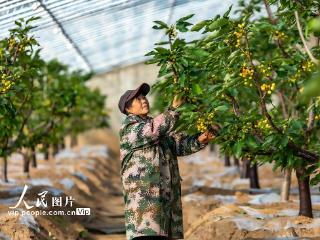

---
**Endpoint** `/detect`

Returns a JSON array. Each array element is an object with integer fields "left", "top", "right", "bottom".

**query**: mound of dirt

[
  {"left": 0, "top": 129, "right": 125, "bottom": 240},
  {"left": 2, "top": 130, "right": 320, "bottom": 240},
  {"left": 184, "top": 202, "right": 320, "bottom": 239}
]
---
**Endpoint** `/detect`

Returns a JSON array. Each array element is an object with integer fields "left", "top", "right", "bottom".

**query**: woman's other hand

[{"left": 198, "top": 131, "right": 215, "bottom": 144}]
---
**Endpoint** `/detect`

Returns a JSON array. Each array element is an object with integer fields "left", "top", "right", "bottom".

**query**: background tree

[{"left": 0, "top": 18, "right": 109, "bottom": 182}]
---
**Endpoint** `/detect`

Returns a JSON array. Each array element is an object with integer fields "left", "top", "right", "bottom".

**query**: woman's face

[{"left": 126, "top": 94, "right": 149, "bottom": 117}]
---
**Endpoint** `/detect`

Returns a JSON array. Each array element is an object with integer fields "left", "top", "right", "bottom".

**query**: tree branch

[
  {"left": 168, "top": 34, "right": 179, "bottom": 83},
  {"left": 305, "top": 100, "right": 315, "bottom": 144},
  {"left": 227, "top": 94, "right": 240, "bottom": 117},
  {"left": 278, "top": 90, "right": 289, "bottom": 118},
  {"left": 276, "top": 39, "right": 290, "bottom": 58},
  {"left": 9, "top": 108, "right": 33, "bottom": 150},
  {"left": 263, "top": 0, "right": 276, "bottom": 24},
  {"left": 294, "top": 11, "right": 319, "bottom": 64},
  {"left": 244, "top": 34, "right": 283, "bottom": 134}
]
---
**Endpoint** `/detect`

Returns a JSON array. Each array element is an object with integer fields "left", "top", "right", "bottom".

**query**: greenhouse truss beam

[
  {"left": 0, "top": 0, "right": 239, "bottom": 74},
  {"left": 36, "top": 0, "right": 93, "bottom": 71}
]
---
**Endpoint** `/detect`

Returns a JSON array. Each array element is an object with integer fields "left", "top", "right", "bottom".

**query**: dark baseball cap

[{"left": 118, "top": 83, "right": 150, "bottom": 115}]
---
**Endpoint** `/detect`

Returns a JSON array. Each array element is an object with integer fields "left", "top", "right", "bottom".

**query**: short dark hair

[{"left": 124, "top": 98, "right": 134, "bottom": 115}]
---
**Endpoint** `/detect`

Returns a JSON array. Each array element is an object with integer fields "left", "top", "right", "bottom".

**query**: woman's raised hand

[{"left": 172, "top": 95, "right": 184, "bottom": 109}]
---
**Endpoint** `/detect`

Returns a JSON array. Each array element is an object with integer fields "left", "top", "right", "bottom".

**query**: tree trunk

[
  {"left": 234, "top": 157, "right": 240, "bottom": 167},
  {"left": 70, "top": 134, "right": 78, "bottom": 148},
  {"left": 224, "top": 154, "right": 231, "bottom": 167},
  {"left": 240, "top": 158, "right": 251, "bottom": 179},
  {"left": 60, "top": 142, "right": 65, "bottom": 150},
  {"left": 296, "top": 168, "right": 313, "bottom": 218},
  {"left": 3, "top": 156, "right": 8, "bottom": 183},
  {"left": 59, "top": 138, "right": 66, "bottom": 150},
  {"left": 210, "top": 144, "right": 215, "bottom": 152},
  {"left": 31, "top": 146, "right": 37, "bottom": 168},
  {"left": 281, "top": 169, "right": 292, "bottom": 201},
  {"left": 23, "top": 153, "right": 30, "bottom": 179},
  {"left": 44, "top": 143, "right": 49, "bottom": 161},
  {"left": 52, "top": 143, "right": 59, "bottom": 157},
  {"left": 249, "top": 163, "right": 260, "bottom": 189}
]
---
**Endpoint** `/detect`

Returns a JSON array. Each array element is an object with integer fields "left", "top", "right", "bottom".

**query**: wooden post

[{"left": 281, "top": 169, "right": 291, "bottom": 201}]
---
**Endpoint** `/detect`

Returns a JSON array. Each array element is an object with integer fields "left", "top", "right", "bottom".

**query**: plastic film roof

[{"left": 0, "top": 0, "right": 237, "bottom": 74}]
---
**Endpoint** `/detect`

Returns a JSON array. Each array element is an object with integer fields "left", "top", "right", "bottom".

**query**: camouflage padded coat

[{"left": 119, "top": 109, "right": 207, "bottom": 240}]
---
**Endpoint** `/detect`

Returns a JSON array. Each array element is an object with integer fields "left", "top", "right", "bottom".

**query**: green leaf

[
  {"left": 209, "top": 18, "right": 229, "bottom": 31},
  {"left": 145, "top": 59, "right": 158, "bottom": 64},
  {"left": 14, "top": 20, "right": 22, "bottom": 27},
  {"left": 300, "top": 70, "right": 320, "bottom": 102},
  {"left": 280, "top": 135, "right": 289, "bottom": 147},
  {"left": 310, "top": 173, "right": 320, "bottom": 185},
  {"left": 176, "top": 22, "right": 191, "bottom": 32},
  {"left": 178, "top": 103, "right": 197, "bottom": 112},
  {"left": 153, "top": 20, "right": 169, "bottom": 29},
  {"left": 26, "top": 16, "right": 41, "bottom": 24},
  {"left": 192, "top": 84, "right": 203, "bottom": 94},
  {"left": 155, "top": 47, "right": 170, "bottom": 55},
  {"left": 155, "top": 41, "right": 169, "bottom": 45},
  {"left": 180, "top": 58, "right": 188, "bottom": 67},
  {"left": 224, "top": 73, "right": 231, "bottom": 82},
  {"left": 179, "top": 72, "right": 186, "bottom": 85},
  {"left": 188, "top": 49, "right": 210, "bottom": 58},
  {"left": 247, "top": 135, "right": 258, "bottom": 149},
  {"left": 308, "top": 17, "right": 320, "bottom": 33},
  {"left": 145, "top": 51, "right": 155, "bottom": 56},
  {"left": 177, "top": 14, "right": 195, "bottom": 23},
  {"left": 228, "top": 50, "right": 240, "bottom": 60},
  {"left": 223, "top": 5, "right": 233, "bottom": 18},
  {"left": 191, "top": 20, "right": 210, "bottom": 32},
  {"left": 172, "top": 38, "right": 186, "bottom": 49},
  {"left": 214, "top": 105, "right": 229, "bottom": 112},
  {"left": 204, "top": 30, "right": 221, "bottom": 41},
  {"left": 234, "top": 141, "right": 244, "bottom": 158},
  {"left": 262, "top": 135, "right": 276, "bottom": 148},
  {"left": 158, "top": 63, "right": 168, "bottom": 77}
]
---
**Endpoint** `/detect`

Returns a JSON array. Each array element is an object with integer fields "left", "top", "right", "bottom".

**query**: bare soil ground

[{"left": 0, "top": 129, "right": 320, "bottom": 240}]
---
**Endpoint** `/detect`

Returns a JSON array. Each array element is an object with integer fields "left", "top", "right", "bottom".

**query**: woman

[{"left": 118, "top": 83, "right": 214, "bottom": 240}]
